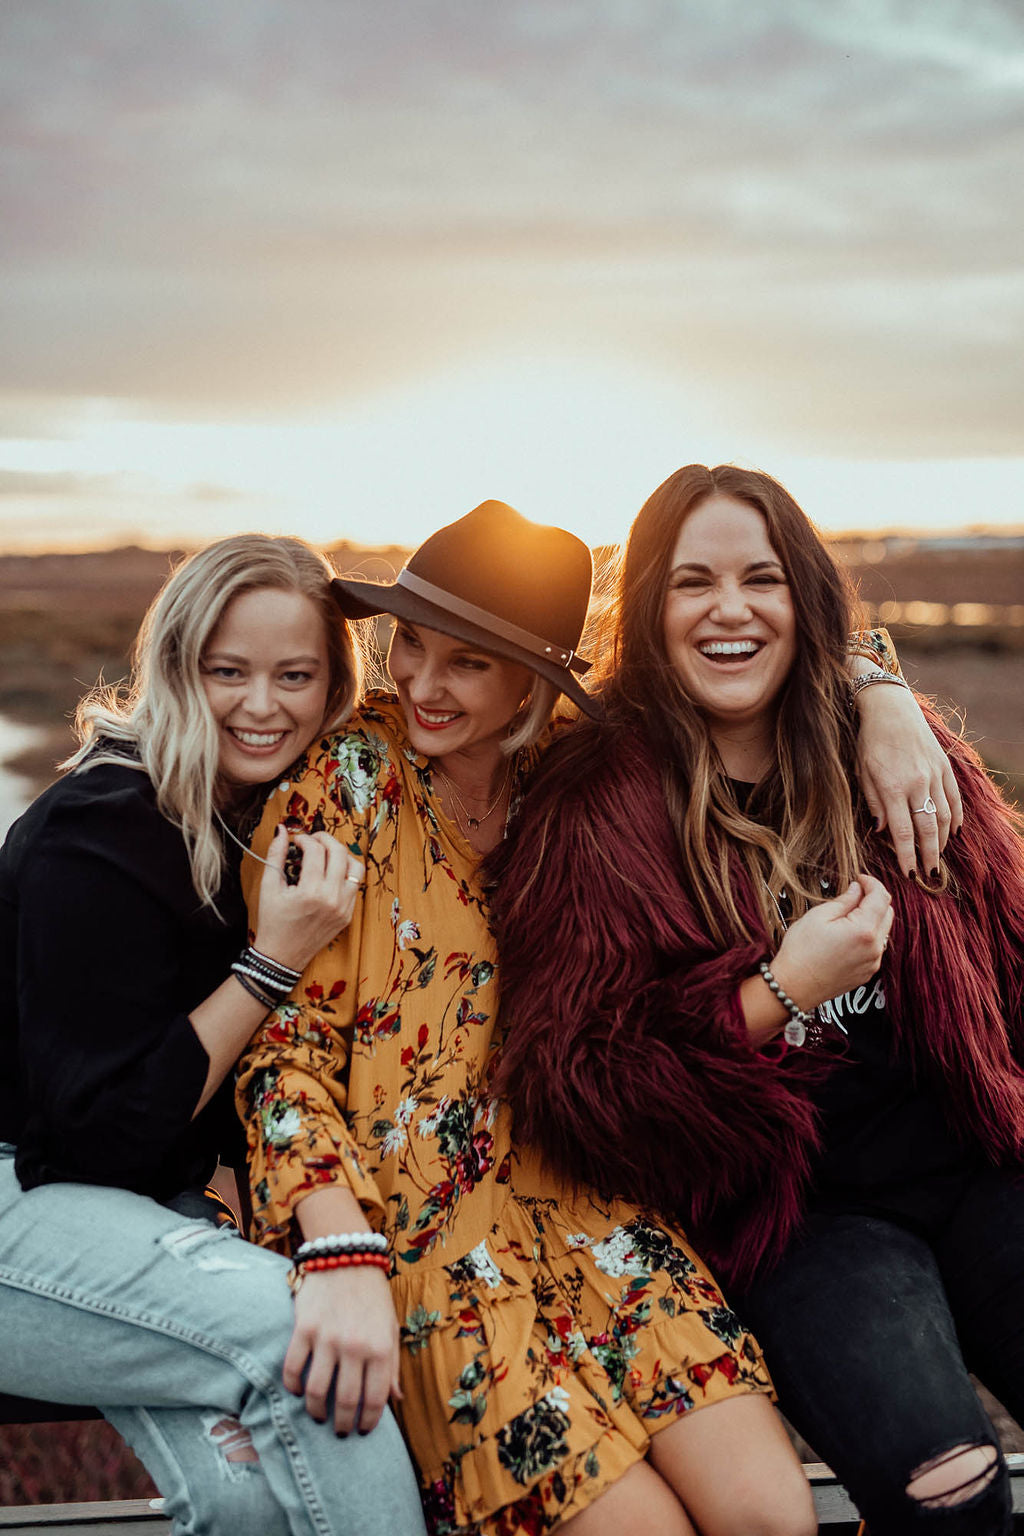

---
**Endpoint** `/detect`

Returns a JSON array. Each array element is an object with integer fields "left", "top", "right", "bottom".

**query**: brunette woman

[
  {"left": 491, "top": 467, "right": 1024, "bottom": 1536},
  {"left": 0, "top": 535, "right": 425, "bottom": 1536}
]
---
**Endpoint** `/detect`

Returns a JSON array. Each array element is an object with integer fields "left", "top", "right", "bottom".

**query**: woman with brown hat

[{"left": 235, "top": 498, "right": 954, "bottom": 1536}]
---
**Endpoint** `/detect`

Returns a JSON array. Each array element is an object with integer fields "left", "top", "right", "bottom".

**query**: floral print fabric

[{"left": 237, "top": 693, "right": 771, "bottom": 1533}]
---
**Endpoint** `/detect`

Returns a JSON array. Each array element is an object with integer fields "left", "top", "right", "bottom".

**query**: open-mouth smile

[
  {"left": 698, "top": 639, "right": 764, "bottom": 661},
  {"left": 228, "top": 728, "right": 288, "bottom": 749},
  {"left": 412, "top": 706, "right": 464, "bottom": 730}
]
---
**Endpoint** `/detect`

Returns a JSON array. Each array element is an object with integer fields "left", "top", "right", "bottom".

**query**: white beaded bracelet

[{"left": 294, "top": 1231, "right": 388, "bottom": 1262}]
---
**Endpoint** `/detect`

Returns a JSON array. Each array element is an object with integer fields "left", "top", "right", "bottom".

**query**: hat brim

[{"left": 333, "top": 576, "right": 601, "bottom": 719}]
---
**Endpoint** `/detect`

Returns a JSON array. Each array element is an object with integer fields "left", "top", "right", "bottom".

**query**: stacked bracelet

[
  {"left": 758, "top": 961, "right": 822, "bottom": 1048},
  {"left": 231, "top": 945, "right": 301, "bottom": 1004},
  {"left": 288, "top": 1232, "right": 390, "bottom": 1295},
  {"left": 849, "top": 670, "right": 911, "bottom": 705},
  {"left": 233, "top": 971, "right": 278, "bottom": 1010}
]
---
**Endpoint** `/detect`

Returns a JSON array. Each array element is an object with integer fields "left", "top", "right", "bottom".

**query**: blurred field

[
  {"left": 0, "top": 534, "right": 1021, "bottom": 1505},
  {"left": 2, "top": 534, "right": 1022, "bottom": 804}
]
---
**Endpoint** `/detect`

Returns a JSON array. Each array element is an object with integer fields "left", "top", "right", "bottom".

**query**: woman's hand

[
  {"left": 770, "top": 874, "right": 894, "bottom": 1013},
  {"left": 284, "top": 1266, "right": 402, "bottom": 1435},
  {"left": 854, "top": 681, "right": 963, "bottom": 877},
  {"left": 253, "top": 826, "right": 364, "bottom": 975}
]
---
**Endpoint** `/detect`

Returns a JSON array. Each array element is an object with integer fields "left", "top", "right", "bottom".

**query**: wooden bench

[
  {"left": 3, "top": 1459, "right": 1023, "bottom": 1531},
  {"left": 0, "top": 1497, "right": 169, "bottom": 1531}
]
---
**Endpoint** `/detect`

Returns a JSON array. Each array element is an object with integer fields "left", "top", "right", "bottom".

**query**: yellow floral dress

[{"left": 236, "top": 693, "right": 772, "bottom": 1535}]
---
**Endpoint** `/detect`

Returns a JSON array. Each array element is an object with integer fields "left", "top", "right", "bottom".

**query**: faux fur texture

[{"left": 490, "top": 709, "right": 1024, "bottom": 1289}]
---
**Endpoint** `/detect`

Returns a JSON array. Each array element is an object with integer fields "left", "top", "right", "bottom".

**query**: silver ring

[
  {"left": 911, "top": 796, "right": 938, "bottom": 815},
  {"left": 345, "top": 874, "right": 362, "bottom": 886}
]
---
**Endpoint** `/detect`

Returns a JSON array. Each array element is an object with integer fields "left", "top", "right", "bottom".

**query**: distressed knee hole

[
  {"left": 208, "top": 1415, "right": 260, "bottom": 1466},
  {"left": 906, "top": 1443, "right": 999, "bottom": 1508},
  {"left": 158, "top": 1222, "right": 248, "bottom": 1272}
]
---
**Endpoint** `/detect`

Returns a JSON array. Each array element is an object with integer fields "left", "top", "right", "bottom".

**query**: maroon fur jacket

[{"left": 489, "top": 711, "right": 1024, "bottom": 1289}]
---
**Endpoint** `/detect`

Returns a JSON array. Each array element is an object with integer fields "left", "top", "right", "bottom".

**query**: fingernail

[
  {"left": 273, "top": 824, "right": 283, "bottom": 838},
  {"left": 358, "top": 1429, "right": 371, "bottom": 1437},
  {"left": 873, "top": 818, "right": 882, "bottom": 832},
  {"left": 336, "top": 1430, "right": 348, "bottom": 1440},
  {"left": 906, "top": 868, "right": 916, "bottom": 879},
  {"left": 931, "top": 868, "right": 939, "bottom": 880}
]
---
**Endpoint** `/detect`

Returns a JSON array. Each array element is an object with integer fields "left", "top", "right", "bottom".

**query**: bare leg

[
  {"left": 648, "top": 1395, "right": 817, "bottom": 1536},
  {"left": 559, "top": 1457, "right": 698, "bottom": 1536}
]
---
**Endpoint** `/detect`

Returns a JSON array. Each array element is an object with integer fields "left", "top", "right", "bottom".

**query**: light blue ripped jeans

[{"left": 0, "top": 1147, "right": 426, "bottom": 1536}]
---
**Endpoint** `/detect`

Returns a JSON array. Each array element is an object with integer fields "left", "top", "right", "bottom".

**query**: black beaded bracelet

[
  {"left": 233, "top": 970, "right": 277, "bottom": 1011},
  {"left": 757, "top": 961, "right": 821, "bottom": 1048},
  {"left": 231, "top": 945, "right": 301, "bottom": 1000}
]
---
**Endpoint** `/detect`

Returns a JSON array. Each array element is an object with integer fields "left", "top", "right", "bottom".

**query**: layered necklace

[{"left": 432, "top": 760, "right": 512, "bottom": 832}]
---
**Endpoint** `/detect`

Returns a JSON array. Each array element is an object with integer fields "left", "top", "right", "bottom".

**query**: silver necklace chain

[{"left": 216, "top": 809, "right": 278, "bottom": 870}]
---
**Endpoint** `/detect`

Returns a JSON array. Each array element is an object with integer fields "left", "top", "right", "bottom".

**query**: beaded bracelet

[
  {"left": 301, "top": 1253, "right": 390, "bottom": 1273},
  {"left": 287, "top": 1248, "right": 390, "bottom": 1295},
  {"left": 233, "top": 970, "right": 278, "bottom": 1011},
  {"left": 758, "top": 961, "right": 822, "bottom": 1048},
  {"left": 294, "top": 1231, "right": 388, "bottom": 1262},
  {"left": 231, "top": 945, "right": 301, "bottom": 1000}
]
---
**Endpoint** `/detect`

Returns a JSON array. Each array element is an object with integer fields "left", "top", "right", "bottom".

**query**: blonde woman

[{"left": 0, "top": 535, "right": 425, "bottom": 1536}]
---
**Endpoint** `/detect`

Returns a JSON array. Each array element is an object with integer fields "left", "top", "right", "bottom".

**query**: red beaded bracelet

[
  {"left": 288, "top": 1249, "right": 390, "bottom": 1294},
  {"left": 303, "top": 1253, "right": 389, "bottom": 1272}
]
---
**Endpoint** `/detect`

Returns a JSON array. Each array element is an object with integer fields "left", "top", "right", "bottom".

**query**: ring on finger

[
  {"left": 345, "top": 874, "right": 362, "bottom": 886},
  {"left": 911, "top": 795, "right": 938, "bottom": 815}
]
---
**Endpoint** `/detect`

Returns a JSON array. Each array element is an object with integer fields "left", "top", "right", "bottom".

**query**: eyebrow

[
  {"left": 668, "top": 559, "right": 785, "bottom": 578},
  {"left": 398, "top": 622, "right": 489, "bottom": 660},
  {"left": 203, "top": 650, "right": 323, "bottom": 666}
]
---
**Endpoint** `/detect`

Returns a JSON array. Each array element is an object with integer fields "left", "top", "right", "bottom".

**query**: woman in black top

[{"left": 0, "top": 533, "right": 426, "bottom": 1536}]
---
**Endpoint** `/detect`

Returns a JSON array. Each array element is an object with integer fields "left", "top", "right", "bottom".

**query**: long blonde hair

[{"left": 65, "top": 534, "right": 362, "bottom": 907}]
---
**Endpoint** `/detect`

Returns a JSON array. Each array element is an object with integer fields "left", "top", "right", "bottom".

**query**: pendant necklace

[{"left": 433, "top": 761, "right": 512, "bottom": 831}]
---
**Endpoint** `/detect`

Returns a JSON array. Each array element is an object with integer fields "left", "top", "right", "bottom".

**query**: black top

[
  {"left": 0, "top": 759, "right": 246, "bottom": 1197},
  {"left": 733, "top": 780, "right": 973, "bottom": 1225}
]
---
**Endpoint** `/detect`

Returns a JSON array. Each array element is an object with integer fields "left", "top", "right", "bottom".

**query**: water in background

[{"left": 0, "top": 717, "right": 44, "bottom": 839}]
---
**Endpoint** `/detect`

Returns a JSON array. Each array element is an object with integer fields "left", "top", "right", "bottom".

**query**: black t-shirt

[
  {"left": 731, "top": 771, "right": 977, "bottom": 1224},
  {"left": 809, "top": 969, "right": 976, "bottom": 1222},
  {"left": 0, "top": 759, "right": 247, "bottom": 1197}
]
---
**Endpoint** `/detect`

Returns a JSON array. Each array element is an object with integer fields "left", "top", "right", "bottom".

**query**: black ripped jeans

[{"left": 733, "top": 1167, "right": 1024, "bottom": 1536}]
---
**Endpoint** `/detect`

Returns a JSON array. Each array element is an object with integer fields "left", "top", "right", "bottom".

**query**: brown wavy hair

[{"left": 597, "top": 463, "right": 864, "bottom": 943}]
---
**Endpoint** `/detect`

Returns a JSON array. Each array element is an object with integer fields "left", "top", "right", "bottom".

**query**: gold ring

[{"left": 345, "top": 874, "right": 362, "bottom": 886}]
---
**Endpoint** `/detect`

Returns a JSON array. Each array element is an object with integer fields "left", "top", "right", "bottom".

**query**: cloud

[
  {"left": 0, "top": 468, "right": 119, "bottom": 497},
  {"left": 0, "top": 0, "right": 1021, "bottom": 454}
]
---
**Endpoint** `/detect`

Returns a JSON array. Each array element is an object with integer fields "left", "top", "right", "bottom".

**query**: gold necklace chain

[{"left": 432, "top": 761, "right": 512, "bottom": 831}]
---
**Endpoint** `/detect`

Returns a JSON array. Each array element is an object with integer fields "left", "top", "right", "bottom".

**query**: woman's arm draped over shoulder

[
  {"left": 489, "top": 725, "right": 821, "bottom": 1277},
  {"left": 236, "top": 735, "right": 386, "bottom": 1250},
  {"left": 878, "top": 709, "right": 1024, "bottom": 1081}
]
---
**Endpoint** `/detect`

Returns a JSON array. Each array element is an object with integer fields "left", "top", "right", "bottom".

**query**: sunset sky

[{"left": 1, "top": 0, "right": 1022, "bottom": 552}]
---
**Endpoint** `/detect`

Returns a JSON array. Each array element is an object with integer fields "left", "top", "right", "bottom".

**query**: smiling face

[
  {"left": 662, "top": 493, "right": 797, "bottom": 762},
  {"left": 201, "top": 586, "right": 331, "bottom": 791},
  {"left": 387, "top": 621, "right": 533, "bottom": 766}
]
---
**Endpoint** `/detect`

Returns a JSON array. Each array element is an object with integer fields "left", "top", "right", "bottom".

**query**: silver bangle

[
  {"left": 849, "top": 671, "right": 911, "bottom": 705},
  {"left": 758, "top": 961, "right": 821, "bottom": 1048}
]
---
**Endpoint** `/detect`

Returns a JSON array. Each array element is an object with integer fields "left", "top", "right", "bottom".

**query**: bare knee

[{"left": 906, "top": 1442, "right": 1001, "bottom": 1509}]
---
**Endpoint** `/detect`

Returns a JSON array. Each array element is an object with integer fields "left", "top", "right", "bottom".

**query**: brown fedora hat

[{"left": 333, "top": 500, "right": 599, "bottom": 718}]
